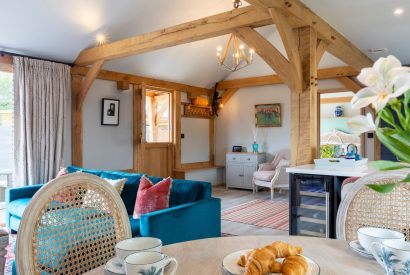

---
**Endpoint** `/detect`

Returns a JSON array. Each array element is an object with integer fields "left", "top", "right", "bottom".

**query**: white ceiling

[{"left": 1, "top": 0, "right": 409, "bottom": 88}]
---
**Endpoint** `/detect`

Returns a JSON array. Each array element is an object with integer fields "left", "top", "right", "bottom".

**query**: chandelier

[{"left": 216, "top": 32, "right": 254, "bottom": 72}]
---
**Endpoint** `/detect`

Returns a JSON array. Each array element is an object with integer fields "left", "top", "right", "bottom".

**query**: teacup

[
  {"left": 125, "top": 251, "right": 177, "bottom": 275},
  {"left": 357, "top": 227, "right": 405, "bottom": 252},
  {"left": 371, "top": 240, "right": 410, "bottom": 275},
  {"left": 116, "top": 237, "right": 162, "bottom": 263}
]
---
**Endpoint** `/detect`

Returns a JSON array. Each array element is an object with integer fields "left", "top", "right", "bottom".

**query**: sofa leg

[{"left": 270, "top": 188, "right": 274, "bottom": 200}]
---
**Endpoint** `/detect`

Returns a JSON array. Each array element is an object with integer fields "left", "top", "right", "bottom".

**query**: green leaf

[
  {"left": 380, "top": 108, "right": 398, "bottom": 129},
  {"left": 370, "top": 160, "right": 409, "bottom": 171},
  {"left": 377, "top": 129, "right": 410, "bottom": 163},
  {"left": 391, "top": 131, "right": 410, "bottom": 147},
  {"left": 402, "top": 173, "right": 410, "bottom": 183},
  {"left": 366, "top": 183, "right": 399, "bottom": 193}
]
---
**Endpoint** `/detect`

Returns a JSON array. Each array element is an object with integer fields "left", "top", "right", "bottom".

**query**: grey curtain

[{"left": 13, "top": 57, "right": 70, "bottom": 186}]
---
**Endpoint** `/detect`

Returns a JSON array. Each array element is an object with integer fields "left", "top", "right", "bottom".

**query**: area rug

[
  {"left": 4, "top": 234, "right": 15, "bottom": 275},
  {"left": 221, "top": 200, "right": 289, "bottom": 231}
]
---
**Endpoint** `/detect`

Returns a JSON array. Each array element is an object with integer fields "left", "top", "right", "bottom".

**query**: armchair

[{"left": 252, "top": 150, "right": 290, "bottom": 200}]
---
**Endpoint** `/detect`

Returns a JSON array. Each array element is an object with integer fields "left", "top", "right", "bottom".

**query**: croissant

[
  {"left": 269, "top": 242, "right": 303, "bottom": 258},
  {"left": 237, "top": 250, "right": 254, "bottom": 267},
  {"left": 244, "top": 248, "right": 281, "bottom": 275},
  {"left": 281, "top": 255, "right": 308, "bottom": 275}
]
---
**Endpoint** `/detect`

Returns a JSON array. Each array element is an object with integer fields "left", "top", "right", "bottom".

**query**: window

[
  {"left": 0, "top": 71, "right": 13, "bottom": 202},
  {"left": 145, "top": 89, "right": 172, "bottom": 143}
]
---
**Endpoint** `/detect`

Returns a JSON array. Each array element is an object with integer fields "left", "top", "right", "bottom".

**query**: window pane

[
  {"left": 145, "top": 90, "right": 172, "bottom": 143},
  {"left": 0, "top": 71, "right": 14, "bottom": 202}
]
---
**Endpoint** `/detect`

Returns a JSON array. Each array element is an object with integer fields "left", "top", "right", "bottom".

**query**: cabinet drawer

[
  {"left": 226, "top": 154, "right": 242, "bottom": 163},
  {"left": 241, "top": 155, "right": 257, "bottom": 164}
]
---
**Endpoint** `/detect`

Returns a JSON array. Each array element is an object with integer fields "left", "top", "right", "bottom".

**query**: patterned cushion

[
  {"left": 133, "top": 176, "right": 172, "bottom": 218},
  {"left": 253, "top": 170, "right": 276, "bottom": 181},
  {"left": 102, "top": 178, "right": 126, "bottom": 194}
]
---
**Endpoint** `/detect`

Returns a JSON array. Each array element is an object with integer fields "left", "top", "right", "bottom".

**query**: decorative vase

[
  {"left": 334, "top": 106, "right": 344, "bottom": 117},
  {"left": 252, "top": 142, "right": 259, "bottom": 153}
]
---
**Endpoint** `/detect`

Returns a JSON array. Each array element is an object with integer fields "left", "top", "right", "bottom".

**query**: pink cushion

[
  {"left": 253, "top": 170, "right": 276, "bottom": 181},
  {"left": 133, "top": 176, "right": 172, "bottom": 219}
]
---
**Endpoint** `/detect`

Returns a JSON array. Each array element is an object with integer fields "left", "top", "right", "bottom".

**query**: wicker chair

[
  {"left": 16, "top": 173, "right": 131, "bottom": 275},
  {"left": 336, "top": 170, "right": 410, "bottom": 242}
]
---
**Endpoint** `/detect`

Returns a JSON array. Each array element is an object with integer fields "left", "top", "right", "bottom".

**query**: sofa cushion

[
  {"left": 129, "top": 216, "right": 140, "bottom": 237},
  {"left": 66, "top": 166, "right": 102, "bottom": 176},
  {"left": 100, "top": 171, "right": 143, "bottom": 215},
  {"left": 8, "top": 198, "right": 31, "bottom": 218},
  {"left": 253, "top": 170, "right": 276, "bottom": 182},
  {"left": 133, "top": 177, "right": 172, "bottom": 218},
  {"left": 148, "top": 176, "right": 211, "bottom": 207}
]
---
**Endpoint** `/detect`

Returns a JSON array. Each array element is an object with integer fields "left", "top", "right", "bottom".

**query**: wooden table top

[{"left": 85, "top": 235, "right": 383, "bottom": 275}]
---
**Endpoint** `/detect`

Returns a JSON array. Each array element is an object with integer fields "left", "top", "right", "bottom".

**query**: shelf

[
  {"left": 300, "top": 191, "right": 326, "bottom": 198},
  {"left": 300, "top": 204, "right": 326, "bottom": 211},
  {"left": 300, "top": 217, "right": 326, "bottom": 225}
]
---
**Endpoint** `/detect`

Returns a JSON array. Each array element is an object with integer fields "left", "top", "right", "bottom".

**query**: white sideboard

[{"left": 226, "top": 152, "right": 265, "bottom": 190}]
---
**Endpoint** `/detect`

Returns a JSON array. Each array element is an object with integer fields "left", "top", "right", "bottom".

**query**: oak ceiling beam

[
  {"left": 246, "top": 0, "right": 373, "bottom": 70},
  {"left": 217, "top": 66, "right": 358, "bottom": 89},
  {"left": 268, "top": 7, "right": 302, "bottom": 88},
  {"left": 78, "top": 60, "right": 105, "bottom": 107},
  {"left": 235, "top": 27, "right": 298, "bottom": 91},
  {"left": 220, "top": 88, "right": 239, "bottom": 106},
  {"left": 75, "top": 6, "right": 279, "bottom": 66},
  {"left": 316, "top": 39, "right": 327, "bottom": 66},
  {"left": 336, "top": 76, "right": 363, "bottom": 93},
  {"left": 71, "top": 66, "right": 211, "bottom": 97}
]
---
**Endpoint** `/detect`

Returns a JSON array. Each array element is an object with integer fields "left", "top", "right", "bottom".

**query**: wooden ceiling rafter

[
  {"left": 220, "top": 88, "right": 239, "bottom": 106},
  {"left": 71, "top": 66, "right": 212, "bottom": 97},
  {"left": 336, "top": 76, "right": 363, "bottom": 93},
  {"left": 245, "top": 0, "right": 373, "bottom": 71},
  {"left": 74, "top": 6, "right": 281, "bottom": 66},
  {"left": 217, "top": 66, "right": 359, "bottom": 90}
]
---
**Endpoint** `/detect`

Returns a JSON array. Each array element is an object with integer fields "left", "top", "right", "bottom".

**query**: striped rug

[{"left": 221, "top": 199, "right": 289, "bottom": 231}]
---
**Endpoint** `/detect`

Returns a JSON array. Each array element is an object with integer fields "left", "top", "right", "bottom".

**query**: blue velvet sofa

[{"left": 6, "top": 166, "right": 221, "bottom": 245}]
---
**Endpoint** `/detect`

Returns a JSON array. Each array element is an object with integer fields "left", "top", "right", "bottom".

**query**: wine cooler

[{"left": 289, "top": 174, "right": 337, "bottom": 238}]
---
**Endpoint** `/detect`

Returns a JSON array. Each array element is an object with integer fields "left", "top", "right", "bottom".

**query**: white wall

[
  {"left": 215, "top": 84, "right": 291, "bottom": 165},
  {"left": 181, "top": 117, "right": 210, "bottom": 163},
  {"left": 82, "top": 79, "right": 133, "bottom": 170}
]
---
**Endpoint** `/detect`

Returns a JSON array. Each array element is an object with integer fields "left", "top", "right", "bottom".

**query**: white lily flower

[
  {"left": 347, "top": 113, "right": 376, "bottom": 135},
  {"left": 353, "top": 55, "right": 410, "bottom": 111}
]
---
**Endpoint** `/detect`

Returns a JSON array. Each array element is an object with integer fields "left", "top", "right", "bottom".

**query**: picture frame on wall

[
  {"left": 255, "top": 103, "right": 281, "bottom": 127},
  {"left": 101, "top": 98, "right": 120, "bottom": 126}
]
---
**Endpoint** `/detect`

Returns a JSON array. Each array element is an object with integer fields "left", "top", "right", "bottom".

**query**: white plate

[
  {"left": 104, "top": 256, "right": 174, "bottom": 275},
  {"left": 222, "top": 249, "right": 320, "bottom": 275},
  {"left": 348, "top": 240, "right": 374, "bottom": 259}
]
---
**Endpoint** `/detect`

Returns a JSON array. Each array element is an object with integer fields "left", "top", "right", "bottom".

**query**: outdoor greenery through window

[{"left": 0, "top": 71, "right": 13, "bottom": 202}]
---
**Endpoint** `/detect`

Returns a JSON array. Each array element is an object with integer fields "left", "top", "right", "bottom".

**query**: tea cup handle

[
  {"left": 371, "top": 242, "right": 384, "bottom": 267},
  {"left": 165, "top": 256, "right": 178, "bottom": 275}
]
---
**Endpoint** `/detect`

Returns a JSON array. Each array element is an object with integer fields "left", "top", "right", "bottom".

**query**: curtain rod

[{"left": 0, "top": 51, "right": 73, "bottom": 67}]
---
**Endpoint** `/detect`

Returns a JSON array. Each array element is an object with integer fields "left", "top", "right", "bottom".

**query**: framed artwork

[
  {"left": 255, "top": 103, "right": 281, "bottom": 127},
  {"left": 101, "top": 98, "right": 120, "bottom": 126},
  {"left": 232, "top": 146, "right": 242, "bottom": 152}
]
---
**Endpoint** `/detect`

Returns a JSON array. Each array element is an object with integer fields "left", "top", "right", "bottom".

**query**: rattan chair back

[
  {"left": 336, "top": 170, "right": 410, "bottom": 242},
  {"left": 16, "top": 173, "right": 131, "bottom": 275}
]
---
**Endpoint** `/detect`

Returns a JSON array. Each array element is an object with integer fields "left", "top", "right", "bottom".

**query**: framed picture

[
  {"left": 232, "top": 146, "right": 242, "bottom": 152},
  {"left": 101, "top": 98, "right": 120, "bottom": 126},
  {"left": 255, "top": 103, "right": 281, "bottom": 127}
]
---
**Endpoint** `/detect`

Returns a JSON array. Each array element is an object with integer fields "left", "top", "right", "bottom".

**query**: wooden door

[{"left": 133, "top": 84, "right": 174, "bottom": 177}]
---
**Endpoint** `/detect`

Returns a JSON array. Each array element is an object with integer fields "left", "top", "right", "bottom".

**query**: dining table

[{"left": 85, "top": 235, "right": 383, "bottom": 275}]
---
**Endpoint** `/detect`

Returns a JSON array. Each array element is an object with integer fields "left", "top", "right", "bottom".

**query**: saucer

[
  {"left": 105, "top": 257, "right": 125, "bottom": 275},
  {"left": 222, "top": 249, "right": 320, "bottom": 275},
  {"left": 104, "top": 256, "right": 174, "bottom": 275},
  {"left": 348, "top": 240, "right": 374, "bottom": 259}
]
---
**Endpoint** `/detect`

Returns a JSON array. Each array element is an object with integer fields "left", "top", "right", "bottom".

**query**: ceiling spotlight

[
  {"left": 96, "top": 33, "right": 107, "bottom": 46},
  {"left": 394, "top": 8, "right": 404, "bottom": 15},
  {"left": 368, "top": 48, "right": 388, "bottom": 53}
]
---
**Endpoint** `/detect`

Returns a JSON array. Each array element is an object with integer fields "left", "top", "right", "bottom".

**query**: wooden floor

[{"left": 213, "top": 185, "right": 289, "bottom": 236}]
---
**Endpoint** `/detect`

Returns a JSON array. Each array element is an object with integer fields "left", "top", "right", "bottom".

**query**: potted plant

[{"left": 347, "top": 55, "right": 410, "bottom": 192}]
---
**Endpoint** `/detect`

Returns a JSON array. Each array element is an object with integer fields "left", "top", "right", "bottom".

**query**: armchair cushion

[
  {"left": 253, "top": 170, "right": 276, "bottom": 181},
  {"left": 8, "top": 198, "right": 31, "bottom": 218}
]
